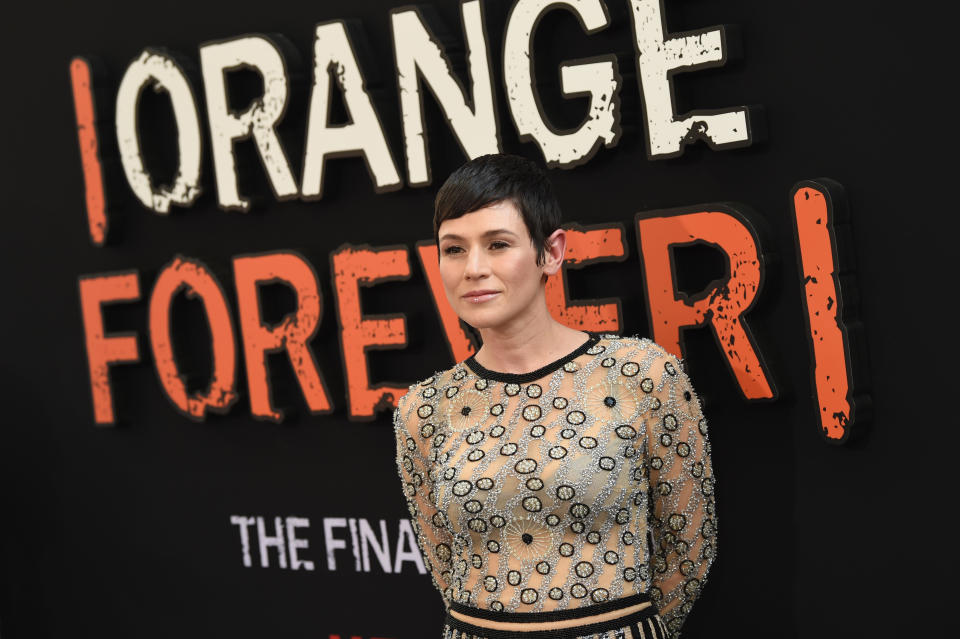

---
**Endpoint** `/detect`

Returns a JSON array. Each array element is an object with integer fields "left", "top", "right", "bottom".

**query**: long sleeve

[
  {"left": 643, "top": 348, "right": 718, "bottom": 638},
  {"left": 392, "top": 385, "right": 455, "bottom": 610}
]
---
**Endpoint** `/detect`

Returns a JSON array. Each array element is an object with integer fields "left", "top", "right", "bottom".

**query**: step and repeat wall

[{"left": 1, "top": 0, "right": 949, "bottom": 637}]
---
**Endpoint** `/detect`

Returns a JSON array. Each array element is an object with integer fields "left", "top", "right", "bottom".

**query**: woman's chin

[{"left": 458, "top": 308, "right": 506, "bottom": 330}]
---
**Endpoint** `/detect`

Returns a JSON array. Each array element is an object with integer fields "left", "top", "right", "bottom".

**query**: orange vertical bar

[
  {"left": 69, "top": 57, "right": 108, "bottom": 246},
  {"left": 792, "top": 181, "right": 870, "bottom": 443}
]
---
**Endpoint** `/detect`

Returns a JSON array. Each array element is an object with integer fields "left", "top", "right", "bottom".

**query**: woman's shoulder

[
  {"left": 595, "top": 332, "right": 663, "bottom": 354},
  {"left": 393, "top": 361, "right": 474, "bottom": 446},
  {"left": 393, "top": 363, "right": 462, "bottom": 420},
  {"left": 595, "top": 332, "right": 684, "bottom": 371}
]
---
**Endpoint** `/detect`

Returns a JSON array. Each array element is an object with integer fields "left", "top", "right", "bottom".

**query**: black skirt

[{"left": 443, "top": 593, "right": 667, "bottom": 639}]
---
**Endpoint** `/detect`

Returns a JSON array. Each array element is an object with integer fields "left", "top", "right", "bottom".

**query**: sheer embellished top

[{"left": 392, "top": 332, "right": 717, "bottom": 638}]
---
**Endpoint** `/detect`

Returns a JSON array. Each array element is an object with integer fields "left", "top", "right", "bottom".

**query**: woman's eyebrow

[{"left": 440, "top": 229, "right": 519, "bottom": 241}]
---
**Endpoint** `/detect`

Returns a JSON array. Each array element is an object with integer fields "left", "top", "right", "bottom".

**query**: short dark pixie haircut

[{"left": 434, "top": 153, "right": 562, "bottom": 266}]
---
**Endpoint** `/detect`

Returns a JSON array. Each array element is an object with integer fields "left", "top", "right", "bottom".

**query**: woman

[{"left": 393, "top": 154, "right": 717, "bottom": 639}]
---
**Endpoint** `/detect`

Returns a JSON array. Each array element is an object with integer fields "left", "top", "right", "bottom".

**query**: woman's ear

[{"left": 542, "top": 228, "right": 566, "bottom": 277}]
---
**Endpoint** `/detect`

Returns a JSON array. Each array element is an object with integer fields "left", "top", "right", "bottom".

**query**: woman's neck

[{"left": 473, "top": 306, "right": 589, "bottom": 375}]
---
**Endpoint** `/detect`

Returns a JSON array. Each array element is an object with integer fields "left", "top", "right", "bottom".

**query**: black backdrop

[{"left": 1, "top": 1, "right": 953, "bottom": 637}]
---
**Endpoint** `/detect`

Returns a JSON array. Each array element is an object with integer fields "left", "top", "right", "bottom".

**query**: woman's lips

[{"left": 463, "top": 291, "right": 500, "bottom": 303}]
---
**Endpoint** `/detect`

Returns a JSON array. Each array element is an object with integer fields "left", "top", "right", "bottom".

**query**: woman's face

[{"left": 438, "top": 200, "right": 555, "bottom": 330}]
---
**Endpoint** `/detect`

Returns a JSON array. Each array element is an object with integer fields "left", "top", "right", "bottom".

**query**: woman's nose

[{"left": 464, "top": 246, "right": 490, "bottom": 279}]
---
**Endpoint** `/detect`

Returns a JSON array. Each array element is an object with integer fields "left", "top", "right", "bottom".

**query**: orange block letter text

[
  {"left": 78, "top": 271, "right": 141, "bottom": 425},
  {"left": 234, "top": 252, "right": 332, "bottom": 422},
  {"left": 331, "top": 244, "right": 411, "bottom": 420},
  {"left": 149, "top": 256, "right": 238, "bottom": 420},
  {"left": 636, "top": 206, "right": 776, "bottom": 400}
]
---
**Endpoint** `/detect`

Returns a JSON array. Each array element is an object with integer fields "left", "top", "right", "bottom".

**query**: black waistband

[
  {"left": 449, "top": 592, "right": 651, "bottom": 623},
  {"left": 446, "top": 593, "right": 657, "bottom": 639}
]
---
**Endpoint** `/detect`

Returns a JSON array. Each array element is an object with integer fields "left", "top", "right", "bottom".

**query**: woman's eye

[
  {"left": 490, "top": 241, "right": 509, "bottom": 249},
  {"left": 442, "top": 246, "right": 463, "bottom": 255}
]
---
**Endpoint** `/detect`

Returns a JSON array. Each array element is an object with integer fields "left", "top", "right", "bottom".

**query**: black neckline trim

[{"left": 463, "top": 331, "right": 600, "bottom": 384}]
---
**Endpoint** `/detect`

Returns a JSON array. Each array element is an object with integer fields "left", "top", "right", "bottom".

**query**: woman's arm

[
  {"left": 393, "top": 385, "right": 456, "bottom": 610},
  {"left": 644, "top": 347, "right": 718, "bottom": 638}
]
